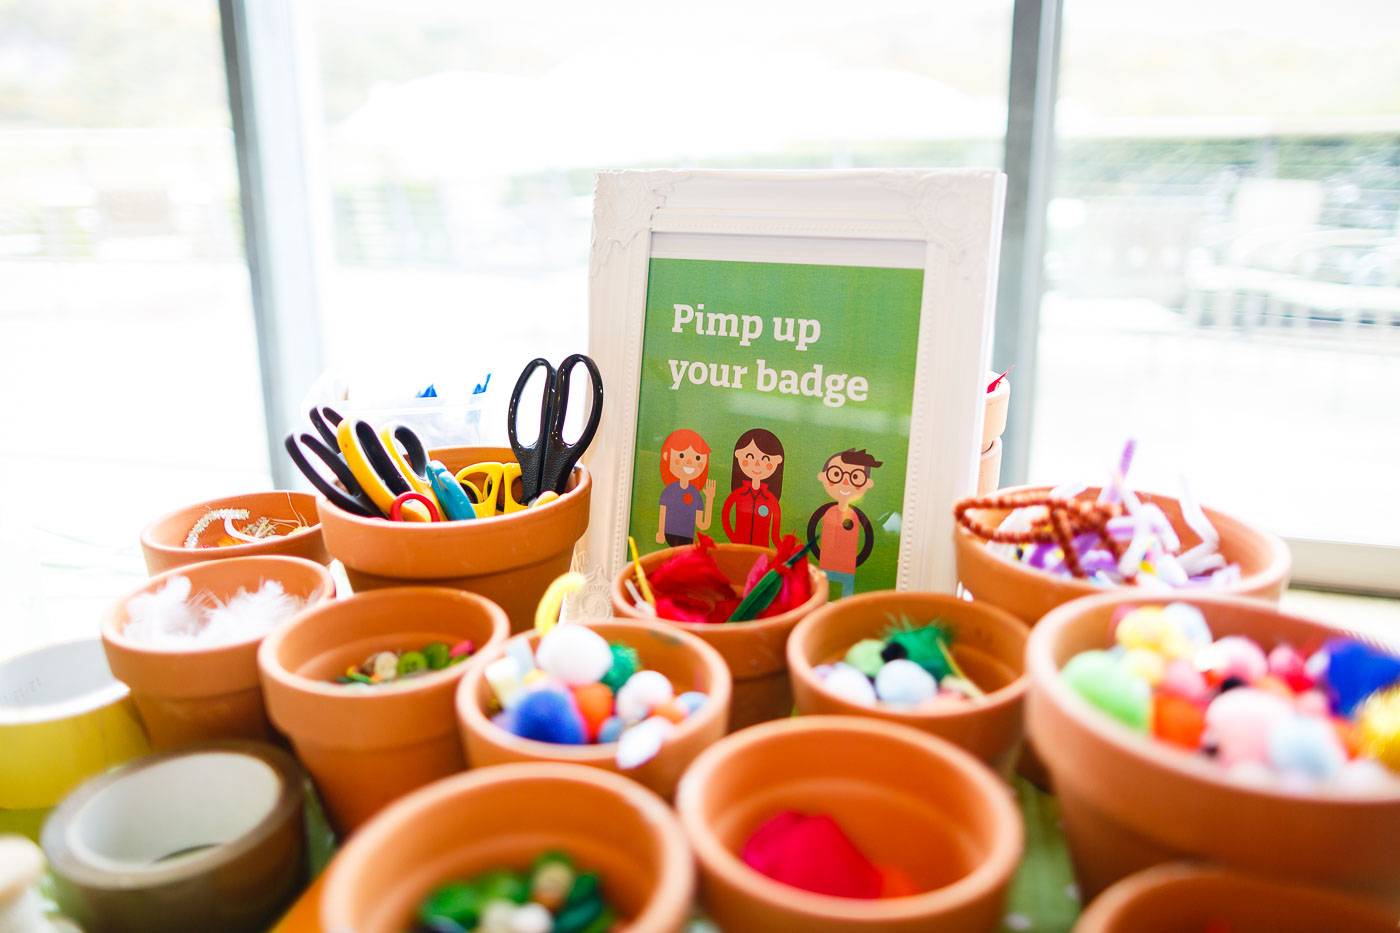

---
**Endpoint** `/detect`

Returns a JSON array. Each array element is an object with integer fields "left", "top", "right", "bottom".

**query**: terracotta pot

[
  {"left": 457, "top": 619, "right": 731, "bottom": 799},
  {"left": 320, "top": 762, "right": 695, "bottom": 933},
  {"left": 141, "top": 491, "right": 328, "bottom": 575},
  {"left": 981, "top": 372, "right": 1010, "bottom": 453},
  {"left": 101, "top": 556, "right": 335, "bottom": 750},
  {"left": 258, "top": 587, "right": 510, "bottom": 834},
  {"left": 675, "top": 716, "right": 1022, "bottom": 932},
  {"left": 1028, "top": 590, "right": 1400, "bottom": 908},
  {"left": 787, "top": 590, "right": 1029, "bottom": 773},
  {"left": 954, "top": 485, "right": 1290, "bottom": 627},
  {"left": 977, "top": 438, "right": 1002, "bottom": 494},
  {"left": 316, "top": 446, "right": 590, "bottom": 633},
  {"left": 1074, "top": 862, "right": 1397, "bottom": 933},
  {"left": 611, "top": 544, "right": 829, "bottom": 730}
]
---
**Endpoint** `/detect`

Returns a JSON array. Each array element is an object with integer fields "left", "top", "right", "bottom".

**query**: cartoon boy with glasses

[{"left": 805, "top": 448, "right": 882, "bottom": 599}]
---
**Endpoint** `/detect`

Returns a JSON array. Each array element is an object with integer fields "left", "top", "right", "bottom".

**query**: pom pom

[
  {"left": 1324, "top": 640, "right": 1400, "bottom": 717},
  {"left": 821, "top": 663, "right": 877, "bottom": 706},
  {"left": 510, "top": 689, "right": 586, "bottom": 745},
  {"left": 616, "top": 715, "right": 675, "bottom": 769},
  {"left": 536, "top": 624, "right": 613, "bottom": 686},
  {"left": 1063, "top": 650, "right": 1150, "bottom": 731}
]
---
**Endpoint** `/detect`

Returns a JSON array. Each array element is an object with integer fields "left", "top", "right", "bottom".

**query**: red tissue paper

[{"left": 740, "top": 810, "right": 883, "bottom": 899}]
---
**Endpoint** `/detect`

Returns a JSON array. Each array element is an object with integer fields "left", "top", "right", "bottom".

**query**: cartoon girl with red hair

[{"left": 656, "top": 428, "right": 715, "bottom": 546}]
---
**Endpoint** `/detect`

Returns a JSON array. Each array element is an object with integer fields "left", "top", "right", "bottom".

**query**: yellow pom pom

[
  {"left": 1358, "top": 686, "right": 1400, "bottom": 774},
  {"left": 1121, "top": 648, "right": 1166, "bottom": 686}
]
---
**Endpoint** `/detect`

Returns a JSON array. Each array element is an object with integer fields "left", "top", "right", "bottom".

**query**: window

[
  {"left": 1031, "top": 0, "right": 1400, "bottom": 564},
  {"left": 0, "top": 1, "right": 266, "bottom": 654}
]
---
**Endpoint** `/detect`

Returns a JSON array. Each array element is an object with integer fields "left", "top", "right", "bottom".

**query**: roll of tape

[
  {"left": 0, "top": 640, "right": 149, "bottom": 819},
  {"left": 42, "top": 741, "right": 306, "bottom": 933}
]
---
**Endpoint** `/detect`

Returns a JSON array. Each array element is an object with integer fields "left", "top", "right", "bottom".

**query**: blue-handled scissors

[{"left": 507, "top": 354, "right": 603, "bottom": 503}]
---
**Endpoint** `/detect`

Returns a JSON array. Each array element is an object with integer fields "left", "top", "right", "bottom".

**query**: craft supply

[
  {"left": 627, "top": 536, "right": 655, "bottom": 608},
  {"left": 41, "top": 742, "right": 304, "bottom": 933},
  {"left": 335, "top": 640, "right": 475, "bottom": 687},
  {"left": 181, "top": 496, "right": 314, "bottom": 550},
  {"left": 123, "top": 576, "right": 304, "bottom": 648},
  {"left": 415, "top": 852, "right": 618, "bottom": 933},
  {"left": 813, "top": 616, "right": 985, "bottom": 710},
  {"left": 534, "top": 572, "right": 585, "bottom": 636},
  {"left": 427, "top": 461, "right": 477, "bottom": 521},
  {"left": 508, "top": 354, "right": 603, "bottom": 502},
  {"left": 954, "top": 440, "right": 1242, "bottom": 589},
  {"left": 0, "top": 835, "right": 79, "bottom": 933},
  {"left": 634, "top": 534, "right": 812, "bottom": 625},
  {"left": 1061, "top": 603, "right": 1400, "bottom": 788},
  {"left": 740, "top": 810, "right": 891, "bottom": 899}
]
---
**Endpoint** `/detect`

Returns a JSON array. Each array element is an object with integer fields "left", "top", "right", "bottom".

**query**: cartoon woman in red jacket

[{"left": 721, "top": 428, "right": 785, "bottom": 548}]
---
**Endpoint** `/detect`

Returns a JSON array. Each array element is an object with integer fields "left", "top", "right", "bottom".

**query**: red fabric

[{"left": 740, "top": 810, "right": 882, "bottom": 899}]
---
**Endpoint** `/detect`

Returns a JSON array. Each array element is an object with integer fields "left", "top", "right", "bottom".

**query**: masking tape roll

[
  {"left": 42, "top": 740, "right": 306, "bottom": 933},
  {"left": 0, "top": 640, "right": 150, "bottom": 819}
]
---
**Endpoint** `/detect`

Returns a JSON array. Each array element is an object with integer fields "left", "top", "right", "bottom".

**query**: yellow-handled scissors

[
  {"left": 337, "top": 420, "right": 436, "bottom": 522},
  {"left": 455, "top": 461, "right": 528, "bottom": 516}
]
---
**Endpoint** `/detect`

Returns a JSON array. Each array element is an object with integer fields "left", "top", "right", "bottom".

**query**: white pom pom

[
  {"left": 821, "top": 663, "right": 876, "bottom": 706},
  {"left": 616, "top": 716, "right": 675, "bottom": 769},
  {"left": 615, "top": 670, "right": 674, "bottom": 722},
  {"left": 536, "top": 623, "right": 613, "bottom": 686}
]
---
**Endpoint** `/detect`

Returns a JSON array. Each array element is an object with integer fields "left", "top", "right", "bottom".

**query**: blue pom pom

[
  {"left": 510, "top": 689, "right": 586, "bottom": 745},
  {"left": 596, "top": 715, "right": 624, "bottom": 744},
  {"left": 1326, "top": 639, "right": 1400, "bottom": 716},
  {"left": 675, "top": 691, "right": 708, "bottom": 715}
]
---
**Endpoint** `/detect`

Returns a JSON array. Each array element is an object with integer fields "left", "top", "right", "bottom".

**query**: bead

[
  {"left": 616, "top": 715, "right": 674, "bottom": 769},
  {"left": 1205, "top": 687, "right": 1291, "bottom": 766},
  {"left": 369, "top": 651, "right": 400, "bottom": 681},
  {"left": 1160, "top": 659, "right": 1209, "bottom": 703},
  {"left": 843, "top": 639, "right": 886, "bottom": 678},
  {"left": 398, "top": 650, "right": 429, "bottom": 677},
  {"left": 510, "top": 689, "right": 586, "bottom": 745},
  {"left": 600, "top": 643, "right": 640, "bottom": 693},
  {"left": 570, "top": 682, "right": 614, "bottom": 741},
  {"left": 821, "top": 662, "right": 876, "bottom": 706},
  {"left": 596, "top": 716, "right": 624, "bottom": 743},
  {"left": 615, "top": 670, "right": 673, "bottom": 722},
  {"left": 1268, "top": 714, "right": 1346, "bottom": 780},
  {"left": 530, "top": 856, "right": 574, "bottom": 912},
  {"left": 1062, "top": 650, "right": 1151, "bottom": 732},
  {"left": 1198, "top": 636, "right": 1268, "bottom": 684},
  {"left": 509, "top": 903, "right": 552, "bottom": 933},
  {"left": 450, "top": 639, "right": 476, "bottom": 660},
  {"left": 874, "top": 659, "right": 937, "bottom": 707},
  {"left": 1356, "top": 686, "right": 1400, "bottom": 774},
  {"left": 536, "top": 624, "right": 614, "bottom": 686},
  {"left": 1121, "top": 648, "right": 1166, "bottom": 686},
  {"left": 675, "top": 691, "right": 708, "bottom": 715},
  {"left": 1152, "top": 692, "right": 1205, "bottom": 750},
  {"left": 422, "top": 642, "right": 451, "bottom": 670}
]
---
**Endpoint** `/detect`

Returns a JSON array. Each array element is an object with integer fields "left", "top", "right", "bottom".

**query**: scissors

[
  {"left": 454, "top": 461, "right": 527, "bottom": 516},
  {"left": 507, "top": 354, "right": 603, "bottom": 503},
  {"left": 337, "top": 419, "right": 440, "bottom": 522},
  {"left": 284, "top": 431, "right": 380, "bottom": 518}
]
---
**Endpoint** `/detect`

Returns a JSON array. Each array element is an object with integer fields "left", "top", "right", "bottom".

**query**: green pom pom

[
  {"left": 1062, "top": 650, "right": 1150, "bottom": 732},
  {"left": 422, "top": 641, "right": 451, "bottom": 670},
  {"left": 418, "top": 881, "right": 480, "bottom": 926},
  {"left": 601, "top": 643, "right": 640, "bottom": 692},
  {"left": 884, "top": 620, "right": 954, "bottom": 680},
  {"left": 843, "top": 639, "right": 885, "bottom": 678}
]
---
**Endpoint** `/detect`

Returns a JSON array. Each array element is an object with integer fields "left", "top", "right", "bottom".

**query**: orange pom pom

[
  {"left": 570, "top": 682, "right": 614, "bottom": 741},
  {"left": 1152, "top": 692, "right": 1205, "bottom": 750},
  {"left": 652, "top": 700, "right": 689, "bottom": 724}
]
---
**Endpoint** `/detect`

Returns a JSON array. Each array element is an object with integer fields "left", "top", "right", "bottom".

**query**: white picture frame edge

[{"left": 577, "top": 168, "right": 1005, "bottom": 618}]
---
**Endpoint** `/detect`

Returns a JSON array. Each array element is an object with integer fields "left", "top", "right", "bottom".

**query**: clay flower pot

[
  {"left": 954, "top": 484, "right": 1290, "bottom": 627},
  {"left": 675, "top": 716, "right": 1022, "bottom": 933},
  {"left": 258, "top": 587, "right": 510, "bottom": 834},
  {"left": 457, "top": 619, "right": 731, "bottom": 800},
  {"left": 612, "top": 543, "right": 829, "bottom": 731},
  {"left": 101, "top": 556, "right": 335, "bottom": 750},
  {"left": 1028, "top": 591, "right": 1400, "bottom": 907},
  {"left": 787, "top": 590, "right": 1029, "bottom": 773},
  {"left": 320, "top": 762, "right": 695, "bottom": 933},
  {"left": 141, "top": 491, "right": 328, "bottom": 575},
  {"left": 1074, "top": 862, "right": 1397, "bottom": 933},
  {"left": 316, "top": 446, "right": 591, "bottom": 633}
]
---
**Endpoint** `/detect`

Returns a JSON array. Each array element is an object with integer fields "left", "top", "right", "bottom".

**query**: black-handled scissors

[
  {"left": 507, "top": 354, "right": 603, "bottom": 502},
  {"left": 284, "top": 431, "right": 380, "bottom": 517}
]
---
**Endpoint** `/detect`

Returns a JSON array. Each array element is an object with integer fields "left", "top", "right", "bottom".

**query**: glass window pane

[
  {"left": 0, "top": 1, "right": 267, "bottom": 657},
  {"left": 1032, "top": 0, "right": 1400, "bottom": 547},
  {"left": 307, "top": 0, "right": 1013, "bottom": 424}
]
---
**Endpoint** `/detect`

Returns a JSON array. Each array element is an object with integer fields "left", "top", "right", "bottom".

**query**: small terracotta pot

[
  {"left": 1028, "top": 591, "right": 1400, "bottom": 907},
  {"left": 316, "top": 446, "right": 590, "bottom": 633},
  {"left": 787, "top": 590, "right": 1029, "bottom": 773},
  {"left": 981, "top": 373, "right": 1010, "bottom": 453},
  {"left": 977, "top": 438, "right": 1002, "bottom": 494},
  {"left": 258, "top": 587, "right": 510, "bottom": 834},
  {"left": 457, "top": 619, "right": 731, "bottom": 799},
  {"left": 141, "top": 491, "right": 328, "bottom": 575},
  {"left": 320, "top": 762, "right": 695, "bottom": 933},
  {"left": 611, "top": 544, "right": 829, "bottom": 731},
  {"left": 954, "top": 485, "right": 1290, "bottom": 627},
  {"left": 101, "top": 556, "right": 335, "bottom": 750},
  {"left": 1074, "top": 862, "right": 1397, "bottom": 933},
  {"left": 675, "top": 716, "right": 1022, "bottom": 932}
]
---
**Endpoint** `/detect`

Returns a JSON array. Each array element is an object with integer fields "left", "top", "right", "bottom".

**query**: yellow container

[{"left": 0, "top": 639, "right": 149, "bottom": 836}]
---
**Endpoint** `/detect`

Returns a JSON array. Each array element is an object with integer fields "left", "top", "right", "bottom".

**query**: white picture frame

[{"left": 574, "top": 169, "right": 1005, "bottom": 616}]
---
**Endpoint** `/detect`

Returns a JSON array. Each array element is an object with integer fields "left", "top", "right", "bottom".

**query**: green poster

[{"left": 627, "top": 256, "right": 925, "bottom": 598}]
